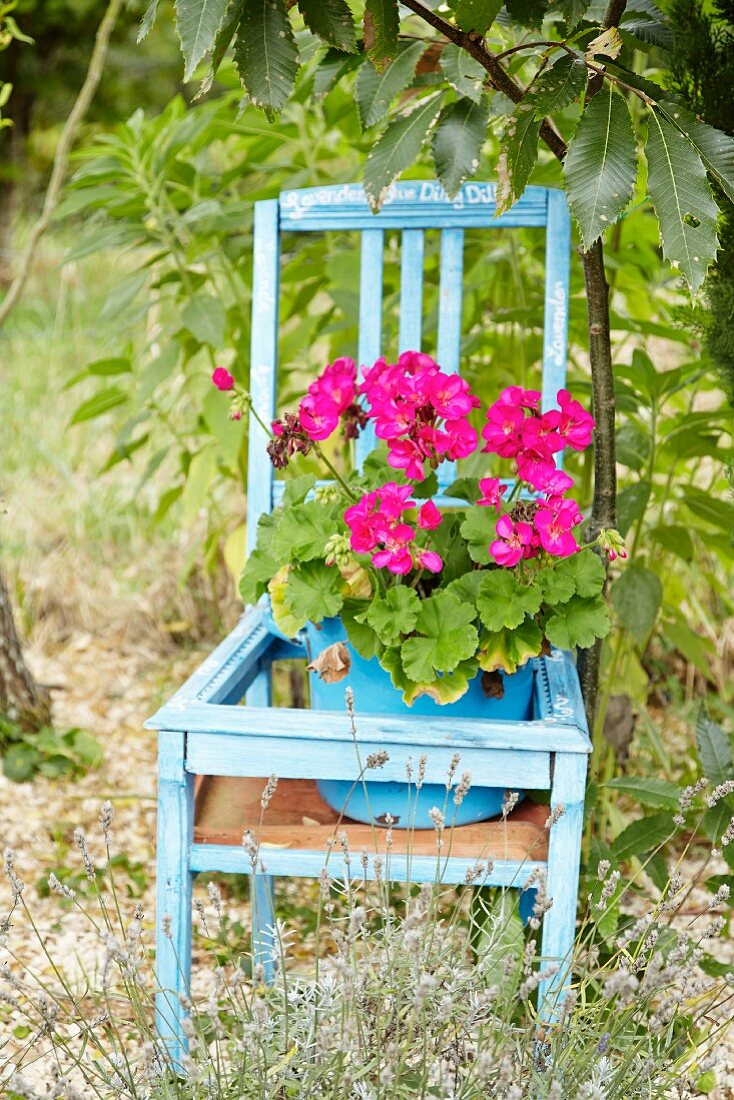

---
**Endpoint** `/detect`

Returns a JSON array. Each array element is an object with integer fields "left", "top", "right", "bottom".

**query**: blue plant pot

[{"left": 306, "top": 617, "right": 534, "bottom": 828}]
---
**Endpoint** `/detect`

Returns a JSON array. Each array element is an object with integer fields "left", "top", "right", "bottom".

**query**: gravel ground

[{"left": 0, "top": 632, "right": 732, "bottom": 1096}]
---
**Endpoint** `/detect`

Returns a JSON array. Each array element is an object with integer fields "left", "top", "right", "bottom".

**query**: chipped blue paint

[{"left": 151, "top": 181, "right": 586, "bottom": 1052}]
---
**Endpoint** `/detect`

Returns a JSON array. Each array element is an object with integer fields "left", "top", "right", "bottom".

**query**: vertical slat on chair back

[
  {"left": 248, "top": 184, "right": 572, "bottom": 536},
  {"left": 246, "top": 200, "right": 280, "bottom": 553}
]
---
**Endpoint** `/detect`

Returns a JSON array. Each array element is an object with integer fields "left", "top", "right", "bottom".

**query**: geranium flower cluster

[
  {"left": 344, "top": 482, "right": 443, "bottom": 576},
  {"left": 481, "top": 385, "right": 594, "bottom": 566},
  {"left": 360, "top": 351, "right": 480, "bottom": 481}
]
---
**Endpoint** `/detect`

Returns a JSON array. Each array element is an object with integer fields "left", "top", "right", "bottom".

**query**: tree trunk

[{"left": 0, "top": 563, "right": 51, "bottom": 730}]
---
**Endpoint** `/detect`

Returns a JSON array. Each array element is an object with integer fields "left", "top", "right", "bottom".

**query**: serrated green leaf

[
  {"left": 285, "top": 560, "right": 344, "bottom": 622},
  {"left": 682, "top": 486, "right": 734, "bottom": 531},
  {"left": 620, "top": 13, "right": 673, "bottom": 52},
  {"left": 496, "top": 106, "right": 540, "bottom": 215},
  {"left": 645, "top": 109, "right": 719, "bottom": 292},
  {"left": 239, "top": 547, "right": 278, "bottom": 605},
  {"left": 432, "top": 97, "right": 489, "bottom": 199},
  {"left": 365, "top": 586, "right": 421, "bottom": 645},
  {"left": 446, "top": 477, "right": 481, "bottom": 503},
  {"left": 299, "top": 0, "right": 356, "bottom": 53},
  {"left": 439, "top": 43, "right": 486, "bottom": 103},
  {"left": 363, "top": 0, "right": 399, "bottom": 70},
  {"left": 313, "top": 48, "right": 362, "bottom": 98},
  {"left": 612, "top": 813, "right": 672, "bottom": 861},
  {"left": 478, "top": 620, "right": 543, "bottom": 674},
  {"left": 355, "top": 41, "right": 425, "bottom": 129},
  {"left": 453, "top": 0, "right": 503, "bottom": 34},
  {"left": 544, "top": 549, "right": 607, "bottom": 601},
  {"left": 604, "top": 776, "right": 681, "bottom": 809},
  {"left": 505, "top": 0, "right": 548, "bottom": 29},
  {"left": 543, "top": 594, "right": 611, "bottom": 649},
  {"left": 181, "top": 292, "right": 226, "bottom": 346},
  {"left": 175, "top": 0, "right": 230, "bottom": 81},
  {"left": 563, "top": 85, "right": 637, "bottom": 248},
  {"left": 281, "top": 473, "right": 317, "bottom": 507},
  {"left": 477, "top": 570, "right": 543, "bottom": 631},
  {"left": 364, "top": 94, "right": 443, "bottom": 210},
  {"left": 342, "top": 600, "right": 381, "bottom": 659},
  {"left": 270, "top": 502, "right": 339, "bottom": 562},
  {"left": 234, "top": 0, "right": 299, "bottom": 114},
  {"left": 138, "top": 0, "right": 160, "bottom": 42},
  {"left": 400, "top": 591, "right": 478, "bottom": 681},
  {"left": 659, "top": 104, "right": 734, "bottom": 207},
  {"left": 557, "top": 0, "right": 591, "bottom": 28},
  {"left": 446, "top": 570, "right": 484, "bottom": 606},
  {"left": 196, "top": 0, "right": 243, "bottom": 98},
  {"left": 528, "top": 55, "right": 587, "bottom": 118},
  {"left": 610, "top": 565, "right": 661, "bottom": 644},
  {"left": 459, "top": 504, "right": 496, "bottom": 562},
  {"left": 696, "top": 710, "right": 733, "bottom": 787}
]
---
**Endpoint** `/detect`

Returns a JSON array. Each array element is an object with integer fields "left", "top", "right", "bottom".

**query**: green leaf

[
  {"left": 604, "top": 776, "right": 681, "bottom": 810},
  {"left": 446, "top": 477, "right": 481, "bottom": 503},
  {"left": 364, "top": 94, "right": 443, "bottom": 210},
  {"left": 478, "top": 620, "right": 543, "bottom": 674},
  {"left": 181, "top": 292, "right": 226, "bottom": 347},
  {"left": 196, "top": 0, "right": 243, "bottom": 98},
  {"left": 175, "top": 0, "right": 230, "bottom": 81},
  {"left": 645, "top": 109, "right": 719, "bottom": 292},
  {"left": 355, "top": 41, "right": 425, "bottom": 129},
  {"left": 281, "top": 473, "right": 317, "bottom": 507},
  {"left": 542, "top": 550, "right": 607, "bottom": 603},
  {"left": 365, "top": 586, "right": 421, "bottom": 645},
  {"left": 616, "top": 481, "right": 651, "bottom": 538},
  {"left": 401, "top": 591, "right": 478, "bottom": 681},
  {"left": 342, "top": 599, "right": 381, "bottom": 659},
  {"left": 299, "top": 0, "right": 356, "bottom": 52},
  {"left": 313, "top": 47, "right": 362, "bottom": 98},
  {"left": 138, "top": 0, "right": 160, "bottom": 41},
  {"left": 664, "top": 618, "right": 714, "bottom": 675},
  {"left": 477, "top": 570, "right": 543, "bottom": 631},
  {"left": 182, "top": 443, "right": 218, "bottom": 524},
  {"left": 285, "top": 561, "right": 344, "bottom": 621},
  {"left": 543, "top": 594, "right": 611, "bottom": 649},
  {"left": 505, "top": 0, "right": 548, "bottom": 29},
  {"left": 3, "top": 743, "right": 38, "bottom": 783},
  {"left": 682, "top": 487, "right": 734, "bottom": 533},
  {"left": 615, "top": 422, "right": 651, "bottom": 471},
  {"left": 70, "top": 729, "right": 104, "bottom": 769},
  {"left": 432, "top": 97, "right": 489, "bottom": 199},
  {"left": 621, "top": 11, "right": 673, "bottom": 52},
  {"left": 528, "top": 55, "right": 587, "bottom": 118},
  {"left": 612, "top": 813, "right": 673, "bottom": 861},
  {"left": 446, "top": 570, "right": 484, "bottom": 606},
  {"left": 558, "top": 0, "right": 591, "bottom": 28},
  {"left": 563, "top": 85, "right": 637, "bottom": 248},
  {"left": 659, "top": 105, "right": 734, "bottom": 207},
  {"left": 239, "top": 547, "right": 278, "bottom": 604},
  {"left": 69, "top": 387, "right": 128, "bottom": 426},
  {"left": 696, "top": 710, "right": 733, "bottom": 786},
  {"left": 453, "top": 0, "right": 503, "bottom": 34},
  {"left": 459, "top": 505, "right": 496, "bottom": 562},
  {"left": 496, "top": 106, "right": 540, "bottom": 215},
  {"left": 610, "top": 565, "right": 662, "bottom": 644},
  {"left": 439, "top": 43, "right": 486, "bottom": 103},
  {"left": 234, "top": 0, "right": 299, "bottom": 115},
  {"left": 270, "top": 502, "right": 339, "bottom": 562},
  {"left": 363, "top": 0, "right": 399, "bottom": 70}
]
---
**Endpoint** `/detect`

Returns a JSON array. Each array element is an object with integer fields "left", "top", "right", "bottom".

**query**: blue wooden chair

[{"left": 146, "top": 181, "right": 591, "bottom": 1060}]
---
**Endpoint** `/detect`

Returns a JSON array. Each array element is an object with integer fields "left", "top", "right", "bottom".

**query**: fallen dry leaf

[{"left": 307, "top": 641, "right": 351, "bottom": 684}]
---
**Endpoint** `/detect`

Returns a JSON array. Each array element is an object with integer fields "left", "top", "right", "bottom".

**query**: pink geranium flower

[
  {"left": 371, "top": 523, "right": 415, "bottom": 575},
  {"left": 309, "top": 356, "right": 356, "bottom": 415},
  {"left": 522, "top": 413, "right": 565, "bottom": 454},
  {"left": 534, "top": 499, "right": 581, "bottom": 557},
  {"left": 378, "top": 482, "right": 416, "bottom": 520},
  {"left": 417, "top": 500, "right": 442, "bottom": 530},
  {"left": 397, "top": 350, "right": 439, "bottom": 374},
  {"left": 516, "top": 444, "right": 557, "bottom": 491},
  {"left": 441, "top": 418, "right": 478, "bottom": 460},
  {"left": 541, "top": 469, "right": 575, "bottom": 496},
  {"left": 427, "top": 372, "right": 480, "bottom": 420},
  {"left": 387, "top": 438, "right": 429, "bottom": 481},
  {"left": 416, "top": 548, "right": 443, "bottom": 573},
  {"left": 482, "top": 402, "right": 525, "bottom": 457},
  {"left": 212, "top": 367, "right": 235, "bottom": 391},
  {"left": 477, "top": 477, "right": 508, "bottom": 512},
  {"left": 497, "top": 385, "right": 541, "bottom": 410},
  {"left": 490, "top": 515, "right": 535, "bottom": 567},
  {"left": 545, "top": 389, "right": 595, "bottom": 450},
  {"left": 298, "top": 393, "right": 340, "bottom": 441}
]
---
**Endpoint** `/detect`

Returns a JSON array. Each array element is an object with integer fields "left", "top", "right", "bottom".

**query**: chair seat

[{"left": 193, "top": 775, "right": 549, "bottom": 862}]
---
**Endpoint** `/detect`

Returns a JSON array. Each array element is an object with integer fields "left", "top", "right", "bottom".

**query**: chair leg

[
  {"left": 251, "top": 873, "right": 276, "bottom": 984},
  {"left": 155, "top": 730, "right": 195, "bottom": 1066},
  {"left": 539, "top": 751, "right": 587, "bottom": 1014}
]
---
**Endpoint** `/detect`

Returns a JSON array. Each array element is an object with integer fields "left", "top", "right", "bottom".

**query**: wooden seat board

[{"left": 193, "top": 775, "right": 549, "bottom": 862}]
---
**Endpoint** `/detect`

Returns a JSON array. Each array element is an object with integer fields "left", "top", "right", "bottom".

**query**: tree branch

[{"left": 0, "top": 0, "right": 124, "bottom": 327}]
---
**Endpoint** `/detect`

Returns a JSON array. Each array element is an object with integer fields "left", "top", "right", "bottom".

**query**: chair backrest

[{"left": 246, "top": 181, "right": 571, "bottom": 552}]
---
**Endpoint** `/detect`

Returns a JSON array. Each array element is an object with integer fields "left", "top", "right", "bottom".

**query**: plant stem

[{"left": 314, "top": 444, "right": 358, "bottom": 499}]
